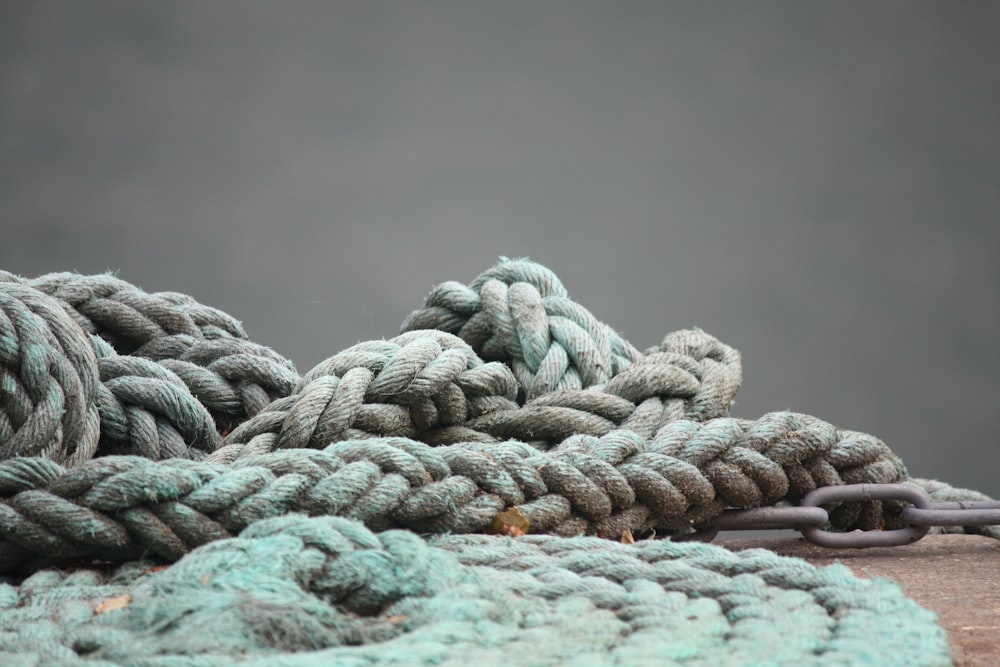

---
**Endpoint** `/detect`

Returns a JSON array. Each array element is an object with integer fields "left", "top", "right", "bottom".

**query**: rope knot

[{"left": 402, "top": 258, "right": 641, "bottom": 402}]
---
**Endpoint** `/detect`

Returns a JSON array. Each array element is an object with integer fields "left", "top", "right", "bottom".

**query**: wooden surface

[{"left": 723, "top": 534, "right": 1000, "bottom": 667}]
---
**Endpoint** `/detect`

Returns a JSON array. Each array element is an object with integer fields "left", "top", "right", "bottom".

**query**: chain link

[{"left": 688, "top": 483, "right": 1000, "bottom": 549}]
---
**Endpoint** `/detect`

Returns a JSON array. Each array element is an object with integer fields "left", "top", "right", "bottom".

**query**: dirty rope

[{"left": 0, "top": 259, "right": 988, "bottom": 666}]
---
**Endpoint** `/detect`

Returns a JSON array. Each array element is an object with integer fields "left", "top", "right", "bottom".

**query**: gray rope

[
  {"left": 0, "top": 276, "right": 299, "bottom": 464},
  {"left": 401, "top": 257, "right": 642, "bottom": 399},
  {"left": 209, "top": 331, "right": 519, "bottom": 463},
  {"left": 95, "top": 355, "right": 221, "bottom": 460},
  {"left": 468, "top": 328, "right": 743, "bottom": 446},
  {"left": 0, "top": 411, "right": 907, "bottom": 573},
  {"left": 0, "top": 271, "right": 246, "bottom": 354},
  {"left": 0, "top": 284, "right": 101, "bottom": 466},
  {"left": 139, "top": 334, "right": 300, "bottom": 434}
]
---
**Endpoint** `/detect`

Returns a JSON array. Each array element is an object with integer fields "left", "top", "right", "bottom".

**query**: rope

[
  {"left": 144, "top": 336, "right": 300, "bottom": 434},
  {"left": 0, "top": 412, "right": 908, "bottom": 572},
  {"left": 0, "top": 258, "right": 988, "bottom": 666},
  {"left": 208, "top": 330, "right": 520, "bottom": 463},
  {"left": 0, "top": 274, "right": 300, "bottom": 463},
  {"left": 0, "top": 271, "right": 246, "bottom": 352},
  {"left": 0, "top": 515, "right": 948, "bottom": 666},
  {"left": 465, "top": 328, "right": 743, "bottom": 445},
  {"left": 0, "top": 283, "right": 101, "bottom": 466},
  {"left": 911, "top": 477, "right": 1000, "bottom": 540},
  {"left": 401, "top": 258, "right": 642, "bottom": 398}
]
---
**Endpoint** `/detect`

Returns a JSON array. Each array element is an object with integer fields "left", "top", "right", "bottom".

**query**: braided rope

[
  {"left": 208, "top": 330, "right": 520, "bottom": 463},
  {"left": 94, "top": 355, "right": 221, "bottom": 460},
  {"left": 466, "top": 328, "right": 743, "bottom": 446},
  {"left": 0, "top": 412, "right": 908, "bottom": 572},
  {"left": 0, "top": 284, "right": 100, "bottom": 466},
  {"left": 0, "top": 259, "right": 989, "bottom": 666},
  {"left": 141, "top": 334, "right": 300, "bottom": 434},
  {"left": 1, "top": 271, "right": 246, "bottom": 351},
  {"left": 401, "top": 258, "right": 642, "bottom": 398}
]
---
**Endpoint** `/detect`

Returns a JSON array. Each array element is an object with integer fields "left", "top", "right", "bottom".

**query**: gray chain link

[{"left": 689, "top": 483, "right": 1000, "bottom": 548}]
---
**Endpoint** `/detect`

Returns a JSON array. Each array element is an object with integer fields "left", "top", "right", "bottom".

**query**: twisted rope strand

[
  {"left": 209, "top": 331, "right": 519, "bottom": 463},
  {"left": 0, "top": 515, "right": 950, "bottom": 667},
  {"left": 1, "top": 272, "right": 246, "bottom": 353},
  {"left": 0, "top": 412, "right": 908, "bottom": 572},
  {"left": 401, "top": 257, "right": 642, "bottom": 397},
  {"left": 0, "top": 258, "right": 989, "bottom": 667},
  {"left": 0, "top": 284, "right": 100, "bottom": 466}
]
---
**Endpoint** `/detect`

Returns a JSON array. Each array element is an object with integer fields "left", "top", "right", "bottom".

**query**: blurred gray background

[{"left": 2, "top": 1, "right": 998, "bottom": 494}]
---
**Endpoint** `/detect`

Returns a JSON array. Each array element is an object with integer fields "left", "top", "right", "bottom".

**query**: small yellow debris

[
  {"left": 200, "top": 574, "right": 212, "bottom": 585},
  {"left": 95, "top": 594, "right": 132, "bottom": 614},
  {"left": 620, "top": 529, "right": 635, "bottom": 544},
  {"left": 490, "top": 507, "right": 530, "bottom": 537},
  {"left": 387, "top": 614, "right": 409, "bottom": 624}
]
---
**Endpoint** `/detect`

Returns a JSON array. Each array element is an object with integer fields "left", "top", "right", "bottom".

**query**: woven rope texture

[{"left": 0, "top": 258, "right": 984, "bottom": 666}]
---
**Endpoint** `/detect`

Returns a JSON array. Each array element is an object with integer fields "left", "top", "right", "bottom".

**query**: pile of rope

[{"left": 0, "top": 259, "right": 986, "bottom": 666}]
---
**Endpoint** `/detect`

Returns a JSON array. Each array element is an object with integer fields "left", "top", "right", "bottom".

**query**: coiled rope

[{"left": 0, "top": 258, "right": 987, "bottom": 666}]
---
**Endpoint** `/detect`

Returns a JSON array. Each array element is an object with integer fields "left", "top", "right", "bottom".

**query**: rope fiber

[{"left": 0, "top": 258, "right": 986, "bottom": 666}]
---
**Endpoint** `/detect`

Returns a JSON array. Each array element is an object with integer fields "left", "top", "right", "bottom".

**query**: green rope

[
  {"left": 0, "top": 515, "right": 950, "bottom": 666},
  {"left": 0, "top": 413, "right": 909, "bottom": 572},
  {"left": 0, "top": 258, "right": 988, "bottom": 666}
]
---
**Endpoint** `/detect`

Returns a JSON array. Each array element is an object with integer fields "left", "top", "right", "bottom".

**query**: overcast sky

[{"left": 2, "top": 1, "right": 998, "bottom": 495}]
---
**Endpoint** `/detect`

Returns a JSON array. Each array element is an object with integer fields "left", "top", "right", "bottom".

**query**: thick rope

[
  {"left": 140, "top": 334, "right": 300, "bottom": 435},
  {"left": 0, "top": 514, "right": 949, "bottom": 667},
  {"left": 0, "top": 271, "right": 246, "bottom": 352},
  {"left": 401, "top": 258, "right": 643, "bottom": 398},
  {"left": 0, "top": 259, "right": 990, "bottom": 666},
  {"left": 466, "top": 328, "right": 743, "bottom": 446},
  {"left": 208, "top": 330, "right": 520, "bottom": 463},
  {"left": 0, "top": 284, "right": 101, "bottom": 466},
  {"left": 94, "top": 354, "right": 221, "bottom": 460},
  {"left": 0, "top": 274, "right": 300, "bottom": 463},
  {"left": 0, "top": 412, "right": 908, "bottom": 572}
]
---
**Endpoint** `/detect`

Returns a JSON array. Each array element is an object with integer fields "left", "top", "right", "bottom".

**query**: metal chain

[{"left": 686, "top": 483, "right": 1000, "bottom": 548}]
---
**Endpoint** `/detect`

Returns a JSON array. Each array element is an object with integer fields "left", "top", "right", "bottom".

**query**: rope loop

[
  {"left": 0, "top": 258, "right": 985, "bottom": 667},
  {"left": 0, "top": 283, "right": 100, "bottom": 465},
  {"left": 402, "top": 257, "right": 641, "bottom": 401}
]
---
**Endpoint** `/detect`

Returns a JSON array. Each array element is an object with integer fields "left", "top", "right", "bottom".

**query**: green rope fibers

[{"left": 0, "top": 257, "right": 990, "bottom": 666}]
